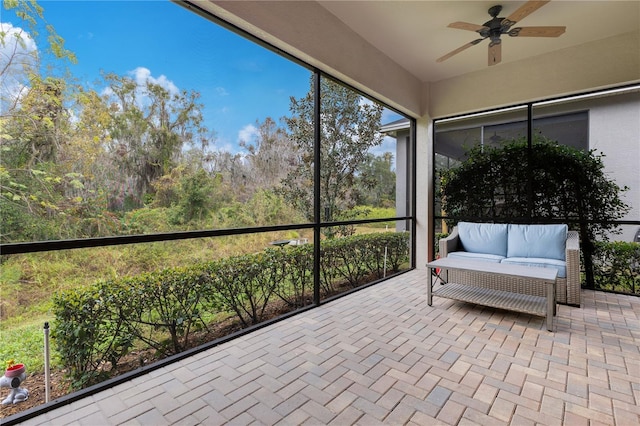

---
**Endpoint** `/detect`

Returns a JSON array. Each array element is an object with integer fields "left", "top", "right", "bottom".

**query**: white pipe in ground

[{"left": 44, "top": 322, "right": 50, "bottom": 403}]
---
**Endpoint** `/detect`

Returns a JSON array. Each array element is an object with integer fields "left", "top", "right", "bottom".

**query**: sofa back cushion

[
  {"left": 457, "top": 222, "right": 508, "bottom": 257},
  {"left": 507, "top": 224, "right": 568, "bottom": 261}
]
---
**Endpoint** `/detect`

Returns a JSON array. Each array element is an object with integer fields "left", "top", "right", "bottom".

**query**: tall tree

[
  {"left": 240, "top": 117, "right": 295, "bottom": 193},
  {"left": 102, "top": 72, "right": 208, "bottom": 206},
  {"left": 280, "top": 77, "right": 384, "bottom": 226},
  {"left": 355, "top": 152, "right": 396, "bottom": 208},
  {"left": 4, "top": 76, "right": 68, "bottom": 166},
  {"left": 1, "top": 0, "right": 78, "bottom": 241}
]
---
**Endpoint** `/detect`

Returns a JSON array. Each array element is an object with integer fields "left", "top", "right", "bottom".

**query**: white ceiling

[{"left": 318, "top": 0, "right": 640, "bottom": 83}]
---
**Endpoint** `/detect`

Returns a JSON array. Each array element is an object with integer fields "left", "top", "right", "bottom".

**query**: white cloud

[
  {"left": 0, "top": 22, "right": 38, "bottom": 59},
  {"left": 0, "top": 22, "right": 38, "bottom": 108},
  {"left": 129, "top": 67, "right": 179, "bottom": 96},
  {"left": 101, "top": 67, "right": 181, "bottom": 111},
  {"left": 215, "top": 86, "right": 229, "bottom": 97},
  {"left": 238, "top": 124, "right": 258, "bottom": 144}
]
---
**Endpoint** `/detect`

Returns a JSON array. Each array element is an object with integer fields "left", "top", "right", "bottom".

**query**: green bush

[
  {"left": 115, "top": 267, "right": 218, "bottom": 357},
  {"left": 52, "top": 231, "right": 410, "bottom": 388},
  {"left": 592, "top": 241, "right": 640, "bottom": 294},
  {"left": 322, "top": 236, "right": 370, "bottom": 288},
  {"left": 52, "top": 283, "right": 134, "bottom": 388},
  {"left": 273, "top": 244, "right": 314, "bottom": 308},
  {"left": 203, "top": 251, "right": 282, "bottom": 328}
]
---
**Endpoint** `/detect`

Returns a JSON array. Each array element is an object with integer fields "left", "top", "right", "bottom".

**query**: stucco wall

[
  {"left": 589, "top": 92, "right": 640, "bottom": 241},
  {"left": 415, "top": 116, "right": 433, "bottom": 267},
  {"left": 428, "top": 31, "right": 640, "bottom": 119}
]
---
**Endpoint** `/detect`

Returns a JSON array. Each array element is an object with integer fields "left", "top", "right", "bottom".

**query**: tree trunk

[{"left": 579, "top": 222, "right": 595, "bottom": 289}]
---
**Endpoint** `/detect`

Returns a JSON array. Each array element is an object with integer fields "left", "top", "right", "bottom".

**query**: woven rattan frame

[{"left": 439, "top": 226, "right": 581, "bottom": 306}]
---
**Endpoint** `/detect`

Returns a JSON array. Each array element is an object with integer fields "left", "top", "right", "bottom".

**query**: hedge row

[
  {"left": 52, "top": 232, "right": 409, "bottom": 388},
  {"left": 592, "top": 241, "right": 640, "bottom": 294}
]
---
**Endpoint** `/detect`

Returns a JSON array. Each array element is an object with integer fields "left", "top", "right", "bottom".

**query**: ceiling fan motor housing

[
  {"left": 437, "top": 0, "right": 566, "bottom": 66},
  {"left": 480, "top": 4, "right": 516, "bottom": 43}
]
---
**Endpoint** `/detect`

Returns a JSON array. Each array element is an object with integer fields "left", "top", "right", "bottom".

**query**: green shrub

[
  {"left": 592, "top": 241, "right": 640, "bottom": 294},
  {"left": 322, "top": 236, "right": 370, "bottom": 288},
  {"left": 203, "top": 251, "right": 282, "bottom": 327},
  {"left": 52, "top": 231, "right": 410, "bottom": 388},
  {"left": 273, "top": 244, "right": 314, "bottom": 308},
  {"left": 116, "top": 267, "right": 218, "bottom": 357},
  {"left": 319, "top": 232, "right": 409, "bottom": 293},
  {"left": 52, "top": 283, "right": 134, "bottom": 388}
]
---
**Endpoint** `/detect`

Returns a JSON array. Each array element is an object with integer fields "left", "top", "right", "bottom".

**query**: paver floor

[{"left": 14, "top": 270, "right": 640, "bottom": 425}]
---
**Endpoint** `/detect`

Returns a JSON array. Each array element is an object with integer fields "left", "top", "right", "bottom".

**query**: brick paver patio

[{"left": 15, "top": 270, "right": 640, "bottom": 425}]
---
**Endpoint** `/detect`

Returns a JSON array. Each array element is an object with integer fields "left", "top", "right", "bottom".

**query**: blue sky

[{"left": 2, "top": 0, "right": 401, "bottom": 155}]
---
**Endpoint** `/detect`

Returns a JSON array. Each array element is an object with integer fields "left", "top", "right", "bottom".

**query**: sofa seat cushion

[
  {"left": 447, "top": 251, "right": 505, "bottom": 263},
  {"left": 501, "top": 257, "right": 567, "bottom": 278},
  {"left": 507, "top": 224, "right": 568, "bottom": 261},
  {"left": 458, "top": 222, "right": 508, "bottom": 257}
]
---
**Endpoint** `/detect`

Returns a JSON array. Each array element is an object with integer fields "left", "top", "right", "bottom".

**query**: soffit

[{"left": 317, "top": 0, "right": 640, "bottom": 83}]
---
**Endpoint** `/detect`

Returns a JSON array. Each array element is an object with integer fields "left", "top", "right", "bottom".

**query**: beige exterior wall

[
  {"left": 588, "top": 92, "right": 640, "bottom": 241},
  {"left": 415, "top": 116, "right": 433, "bottom": 267},
  {"left": 429, "top": 32, "right": 640, "bottom": 118},
  {"left": 531, "top": 90, "right": 640, "bottom": 241}
]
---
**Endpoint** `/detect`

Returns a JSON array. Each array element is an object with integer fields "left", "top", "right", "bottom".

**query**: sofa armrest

[
  {"left": 565, "top": 231, "right": 581, "bottom": 306},
  {"left": 439, "top": 227, "right": 460, "bottom": 258}
]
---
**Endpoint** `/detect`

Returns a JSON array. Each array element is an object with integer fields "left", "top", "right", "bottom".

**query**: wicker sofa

[{"left": 439, "top": 222, "right": 581, "bottom": 306}]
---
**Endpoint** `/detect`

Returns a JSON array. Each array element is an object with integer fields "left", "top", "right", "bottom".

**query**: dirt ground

[{"left": 0, "top": 370, "right": 71, "bottom": 418}]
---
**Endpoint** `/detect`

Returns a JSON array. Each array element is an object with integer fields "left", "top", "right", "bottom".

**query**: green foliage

[
  {"left": 169, "top": 169, "right": 217, "bottom": 224},
  {"left": 114, "top": 267, "right": 218, "bottom": 357},
  {"left": 319, "top": 232, "right": 409, "bottom": 294},
  {"left": 592, "top": 241, "right": 640, "bottom": 294},
  {"left": 245, "top": 189, "right": 290, "bottom": 226},
  {"left": 51, "top": 232, "right": 409, "bottom": 389},
  {"left": 123, "top": 207, "right": 173, "bottom": 234},
  {"left": 2, "top": 0, "right": 77, "bottom": 63},
  {"left": 355, "top": 152, "right": 396, "bottom": 208},
  {"left": 102, "top": 72, "right": 209, "bottom": 201},
  {"left": 273, "top": 245, "right": 314, "bottom": 308},
  {"left": 352, "top": 206, "right": 396, "bottom": 229},
  {"left": 321, "top": 237, "right": 370, "bottom": 288},
  {"left": 52, "top": 283, "right": 134, "bottom": 388},
  {"left": 204, "top": 251, "right": 282, "bottom": 327},
  {"left": 280, "top": 77, "right": 384, "bottom": 225},
  {"left": 440, "top": 137, "right": 629, "bottom": 229},
  {"left": 439, "top": 137, "right": 630, "bottom": 288}
]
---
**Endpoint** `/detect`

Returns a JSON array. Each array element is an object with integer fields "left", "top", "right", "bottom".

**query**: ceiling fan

[{"left": 437, "top": 0, "right": 566, "bottom": 66}]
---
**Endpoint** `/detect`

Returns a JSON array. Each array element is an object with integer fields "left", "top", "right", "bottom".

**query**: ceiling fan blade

[
  {"left": 437, "top": 39, "right": 484, "bottom": 63},
  {"left": 506, "top": 0, "right": 550, "bottom": 24},
  {"left": 488, "top": 42, "right": 502, "bottom": 66},
  {"left": 510, "top": 26, "right": 566, "bottom": 37},
  {"left": 448, "top": 21, "right": 488, "bottom": 32}
]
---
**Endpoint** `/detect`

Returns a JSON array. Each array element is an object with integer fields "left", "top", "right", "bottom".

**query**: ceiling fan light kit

[{"left": 437, "top": 0, "right": 566, "bottom": 66}]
